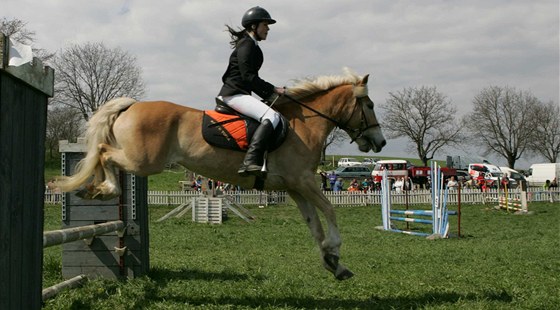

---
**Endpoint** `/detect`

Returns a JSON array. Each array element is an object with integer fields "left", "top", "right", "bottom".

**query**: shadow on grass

[
  {"left": 149, "top": 266, "right": 264, "bottom": 282},
  {"left": 141, "top": 267, "right": 513, "bottom": 309},
  {"left": 138, "top": 289, "right": 513, "bottom": 309}
]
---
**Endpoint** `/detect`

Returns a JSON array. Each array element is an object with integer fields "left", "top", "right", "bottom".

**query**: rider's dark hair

[{"left": 225, "top": 24, "right": 251, "bottom": 49}]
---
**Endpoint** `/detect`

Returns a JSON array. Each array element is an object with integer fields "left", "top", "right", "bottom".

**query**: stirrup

[
  {"left": 238, "top": 164, "right": 266, "bottom": 178},
  {"left": 238, "top": 152, "right": 268, "bottom": 178}
]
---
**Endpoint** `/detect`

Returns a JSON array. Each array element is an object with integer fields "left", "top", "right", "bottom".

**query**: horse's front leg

[{"left": 288, "top": 186, "right": 354, "bottom": 280}]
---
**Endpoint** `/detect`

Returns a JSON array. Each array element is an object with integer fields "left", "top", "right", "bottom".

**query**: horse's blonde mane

[{"left": 287, "top": 68, "right": 364, "bottom": 99}]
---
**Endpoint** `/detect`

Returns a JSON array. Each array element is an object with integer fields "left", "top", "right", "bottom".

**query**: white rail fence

[{"left": 45, "top": 188, "right": 559, "bottom": 207}]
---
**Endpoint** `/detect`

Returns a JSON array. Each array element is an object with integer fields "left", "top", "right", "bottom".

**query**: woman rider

[{"left": 218, "top": 6, "right": 285, "bottom": 177}]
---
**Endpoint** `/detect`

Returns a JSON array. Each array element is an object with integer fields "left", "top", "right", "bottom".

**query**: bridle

[{"left": 284, "top": 92, "right": 380, "bottom": 143}]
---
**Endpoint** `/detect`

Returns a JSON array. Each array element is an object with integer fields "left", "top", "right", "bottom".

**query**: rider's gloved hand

[{"left": 274, "top": 87, "right": 286, "bottom": 95}]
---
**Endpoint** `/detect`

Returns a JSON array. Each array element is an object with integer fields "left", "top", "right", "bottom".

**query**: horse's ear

[{"left": 361, "top": 74, "right": 370, "bottom": 85}]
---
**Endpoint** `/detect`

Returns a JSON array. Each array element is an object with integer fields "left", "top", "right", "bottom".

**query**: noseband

[{"left": 284, "top": 93, "right": 380, "bottom": 143}]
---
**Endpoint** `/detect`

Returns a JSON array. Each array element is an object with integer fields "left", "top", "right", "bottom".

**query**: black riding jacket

[{"left": 218, "top": 34, "right": 275, "bottom": 99}]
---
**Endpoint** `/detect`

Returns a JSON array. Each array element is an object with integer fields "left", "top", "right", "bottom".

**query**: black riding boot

[{"left": 238, "top": 119, "right": 274, "bottom": 177}]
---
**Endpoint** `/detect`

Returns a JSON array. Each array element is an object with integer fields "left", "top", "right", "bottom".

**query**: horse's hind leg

[
  {"left": 75, "top": 163, "right": 106, "bottom": 199},
  {"left": 92, "top": 163, "right": 105, "bottom": 187},
  {"left": 93, "top": 143, "right": 129, "bottom": 200},
  {"left": 288, "top": 185, "right": 354, "bottom": 280}
]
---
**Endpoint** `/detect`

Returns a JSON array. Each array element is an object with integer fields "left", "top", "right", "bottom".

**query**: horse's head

[
  {"left": 282, "top": 70, "right": 386, "bottom": 153},
  {"left": 341, "top": 74, "right": 386, "bottom": 153}
]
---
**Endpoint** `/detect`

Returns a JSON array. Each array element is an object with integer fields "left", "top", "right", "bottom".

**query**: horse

[{"left": 56, "top": 70, "right": 386, "bottom": 280}]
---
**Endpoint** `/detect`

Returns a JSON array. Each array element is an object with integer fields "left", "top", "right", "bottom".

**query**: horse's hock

[{"left": 59, "top": 140, "right": 150, "bottom": 279}]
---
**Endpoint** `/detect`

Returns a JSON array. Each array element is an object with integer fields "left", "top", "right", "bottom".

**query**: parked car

[
  {"left": 408, "top": 166, "right": 457, "bottom": 187},
  {"left": 329, "top": 165, "right": 372, "bottom": 178},
  {"left": 337, "top": 157, "right": 362, "bottom": 167},
  {"left": 500, "top": 167, "right": 525, "bottom": 188}
]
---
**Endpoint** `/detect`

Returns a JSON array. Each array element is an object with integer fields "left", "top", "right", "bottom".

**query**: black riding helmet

[{"left": 241, "top": 6, "right": 276, "bottom": 29}]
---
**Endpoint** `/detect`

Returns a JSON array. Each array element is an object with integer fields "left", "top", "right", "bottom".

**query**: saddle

[{"left": 202, "top": 98, "right": 288, "bottom": 153}]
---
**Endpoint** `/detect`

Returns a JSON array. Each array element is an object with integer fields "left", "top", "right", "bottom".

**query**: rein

[
  {"left": 283, "top": 93, "right": 380, "bottom": 143},
  {"left": 284, "top": 94, "right": 340, "bottom": 126}
]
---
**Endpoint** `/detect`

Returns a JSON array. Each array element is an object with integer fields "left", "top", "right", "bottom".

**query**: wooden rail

[{"left": 43, "top": 220, "right": 125, "bottom": 248}]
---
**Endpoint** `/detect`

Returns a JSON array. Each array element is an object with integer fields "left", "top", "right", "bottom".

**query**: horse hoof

[
  {"left": 323, "top": 254, "right": 339, "bottom": 273},
  {"left": 335, "top": 268, "right": 354, "bottom": 281}
]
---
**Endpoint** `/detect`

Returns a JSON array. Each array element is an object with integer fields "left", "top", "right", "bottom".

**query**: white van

[{"left": 526, "top": 163, "right": 560, "bottom": 186}]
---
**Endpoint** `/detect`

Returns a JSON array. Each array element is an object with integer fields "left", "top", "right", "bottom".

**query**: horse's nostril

[{"left": 381, "top": 140, "right": 387, "bottom": 147}]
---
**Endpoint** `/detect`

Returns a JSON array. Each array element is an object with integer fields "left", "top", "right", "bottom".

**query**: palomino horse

[{"left": 57, "top": 70, "right": 386, "bottom": 280}]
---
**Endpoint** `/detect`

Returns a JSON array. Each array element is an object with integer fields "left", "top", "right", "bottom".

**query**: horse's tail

[{"left": 56, "top": 97, "right": 137, "bottom": 192}]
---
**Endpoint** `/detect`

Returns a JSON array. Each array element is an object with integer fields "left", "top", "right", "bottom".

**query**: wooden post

[
  {"left": 520, "top": 180, "right": 528, "bottom": 212},
  {"left": 457, "top": 183, "right": 462, "bottom": 238},
  {"left": 59, "top": 141, "right": 150, "bottom": 279},
  {"left": 0, "top": 34, "right": 54, "bottom": 310}
]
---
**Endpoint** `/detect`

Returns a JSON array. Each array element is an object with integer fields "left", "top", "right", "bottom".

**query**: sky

[{"left": 3, "top": 0, "right": 559, "bottom": 169}]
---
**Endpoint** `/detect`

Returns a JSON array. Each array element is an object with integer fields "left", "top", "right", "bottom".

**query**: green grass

[
  {"left": 42, "top": 202, "right": 560, "bottom": 309},
  {"left": 44, "top": 158, "right": 62, "bottom": 183},
  {"left": 147, "top": 166, "right": 188, "bottom": 191}
]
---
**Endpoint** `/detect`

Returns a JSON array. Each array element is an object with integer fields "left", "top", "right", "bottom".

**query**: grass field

[{"left": 42, "top": 201, "right": 559, "bottom": 309}]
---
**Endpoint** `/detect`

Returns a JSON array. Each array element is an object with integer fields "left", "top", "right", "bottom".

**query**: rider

[{"left": 218, "top": 6, "right": 285, "bottom": 177}]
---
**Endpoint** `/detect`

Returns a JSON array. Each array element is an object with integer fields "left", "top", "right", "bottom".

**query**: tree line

[
  {"left": 2, "top": 17, "right": 558, "bottom": 168},
  {"left": 381, "top": 85, "right": 559, "bottom": 168}
]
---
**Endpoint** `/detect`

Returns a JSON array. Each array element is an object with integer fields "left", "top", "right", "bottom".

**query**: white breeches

[{"left": 221, "top": 94, "right": 280, "bottom": 129}]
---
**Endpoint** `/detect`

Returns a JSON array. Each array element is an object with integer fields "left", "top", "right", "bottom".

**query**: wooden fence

[{"left": 45, "top": 187, "right": 560, "bottom": 207}]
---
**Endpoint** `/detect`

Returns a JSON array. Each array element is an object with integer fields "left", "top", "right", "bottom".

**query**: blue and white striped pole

[{"left": 380, "top": 169, "right": 391, "bottom": 230}]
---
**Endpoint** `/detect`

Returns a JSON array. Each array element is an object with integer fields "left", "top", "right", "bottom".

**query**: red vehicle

[
  {"left": 372, "top": 159, "right": 457, "bottom": 188},
  {"left": 408, "top": 165, "right": 457, "bottom": 188}
]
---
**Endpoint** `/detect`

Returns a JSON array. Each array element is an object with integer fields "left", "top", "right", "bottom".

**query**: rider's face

[{"left": 255, "top": 22, "right": 269, "bottom": 41}]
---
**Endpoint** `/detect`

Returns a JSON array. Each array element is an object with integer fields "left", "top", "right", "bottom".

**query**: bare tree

[
  {"left": 463, "top": 86, "right": 539, "bottom": 168},
  {"left": 51, "top": 42, "right": 145, "bottom": 121},
  {"left": 45, "top": 106, "right": 83, "bottom": 159},
  {"left": 322, "top": 128, "right": 346, "bottom": 163},
  {"left": 381, "top": 86, "right": 462, "bottom": 166},
  {"left": 0, "top": 17, "right": 54, "bottom": 63},
  {"left": 529, "top": 101, "right": 560, "bottom": 163}
]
